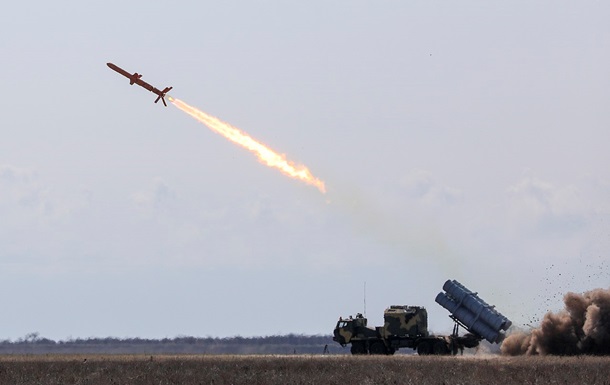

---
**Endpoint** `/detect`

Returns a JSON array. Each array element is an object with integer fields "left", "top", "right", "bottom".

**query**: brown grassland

[{"left": 0, "top": 354, "right": 609, "bottom": 385}]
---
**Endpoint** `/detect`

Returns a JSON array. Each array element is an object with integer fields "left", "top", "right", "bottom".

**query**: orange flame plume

[{"left": 168, "top": 97, "right": 326, "bottom": 194}]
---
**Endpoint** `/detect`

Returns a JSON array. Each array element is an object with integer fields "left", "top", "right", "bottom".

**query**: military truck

[{"left": 333, "top": 280, "right": 511, "bottom": 355}]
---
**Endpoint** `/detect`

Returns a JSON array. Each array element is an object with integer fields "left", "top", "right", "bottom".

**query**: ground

[{"left": 0, "top": 355, "right": 608, "bottom": 385}]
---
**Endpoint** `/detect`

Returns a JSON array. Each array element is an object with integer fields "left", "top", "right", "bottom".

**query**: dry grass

[{"left": 0, "top": 354, "right": 608, "bottom": 385}]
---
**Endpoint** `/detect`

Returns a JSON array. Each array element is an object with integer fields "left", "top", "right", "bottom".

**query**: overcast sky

[{"left": 1, "top": 1, "right": 608, "bottom": 340}]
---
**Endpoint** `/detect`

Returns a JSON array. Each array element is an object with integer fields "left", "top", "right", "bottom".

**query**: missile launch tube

[
  {"left": 435, "top": 293, "right": 502, "bottom": 343},
  {"left": 449, "top": 280, "right": 512, "bottom": 330},
  {"left": 442, "top": 280, "right": 512, "bottom": 331}
]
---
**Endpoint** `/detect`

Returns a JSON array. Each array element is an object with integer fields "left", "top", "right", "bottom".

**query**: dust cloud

[{"left": 502, "top": 288, "right": 610, "bottom": 355}]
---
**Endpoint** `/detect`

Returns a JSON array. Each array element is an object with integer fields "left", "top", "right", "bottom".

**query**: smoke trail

[
  {"left": 168, "top": 97, "right": 326, "bottom": 194},
  {"left": 502, "top": 288, "right": 610, "bottom": 355}
]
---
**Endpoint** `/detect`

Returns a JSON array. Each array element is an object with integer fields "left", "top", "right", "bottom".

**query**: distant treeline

[{"left": 0, "top": 333, "right": 346, "bottom": 355}]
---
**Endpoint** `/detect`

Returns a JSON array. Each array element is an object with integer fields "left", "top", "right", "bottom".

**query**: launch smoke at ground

[
  {"left": 168, "top": 97, "right": 326, "bottom": 194},
  {"left": 502, "top": 288, "right": 610, "bottom": 355}
]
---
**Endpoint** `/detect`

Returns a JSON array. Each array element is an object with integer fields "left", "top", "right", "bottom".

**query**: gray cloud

[
  {"left": 507, "top": 176, "right": 592, "bottom": 237},
  {"left": 131, "top": 177, "right": 178, "bottom": 217},
  {"left": 0, "top": 164, "right": 35, "bottom": 183},
  {"left": 400, "top": 169, "right": 462, "bottom": 206}
]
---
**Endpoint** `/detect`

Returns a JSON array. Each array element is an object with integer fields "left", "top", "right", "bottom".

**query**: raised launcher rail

[{"left": 435, "top": 280, "right": 512, "bottom": 344}]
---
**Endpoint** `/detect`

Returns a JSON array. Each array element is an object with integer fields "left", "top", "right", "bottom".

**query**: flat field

[{"left": 0, "top": 354, "right": 608, "bottom": 385}]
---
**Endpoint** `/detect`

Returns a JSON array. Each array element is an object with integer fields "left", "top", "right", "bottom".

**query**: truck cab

[{"left": 333, "top": 313, "right": 374, "bottom": 346}]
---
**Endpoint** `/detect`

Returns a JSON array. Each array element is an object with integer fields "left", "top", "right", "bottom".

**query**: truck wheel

[
  {"left": 369, "top": 341, "right": 387, "bottom": 355},
  {"left": 350, "top": 342, "right": 366, "bottom": 355},
  {"left": 417, "top": 341, "right": 432, "bottom": 355},
  {"left": 433, "top": 340, "right": 450, "bottom": 355}
]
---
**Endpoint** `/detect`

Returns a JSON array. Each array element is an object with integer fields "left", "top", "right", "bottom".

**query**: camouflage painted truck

[{"left": 333, "top": 280, "right": 512, "bottom": 355}]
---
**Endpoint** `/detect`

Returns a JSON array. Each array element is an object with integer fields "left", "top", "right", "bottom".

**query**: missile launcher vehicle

[{"left": 333, "top": 279, "right": 511, "bottom": 355}]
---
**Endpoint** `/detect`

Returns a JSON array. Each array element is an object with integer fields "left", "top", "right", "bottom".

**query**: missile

[{"left": 106, "top": 62, "right": 173, "bottom": 106}]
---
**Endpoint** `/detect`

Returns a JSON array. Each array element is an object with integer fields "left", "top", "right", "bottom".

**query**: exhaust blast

[
  {"left": 502, "top": 287, "right": 610, "bottom": 355},
  {"left": 168, "top": 97, "right": 326, "bottom": 194}
]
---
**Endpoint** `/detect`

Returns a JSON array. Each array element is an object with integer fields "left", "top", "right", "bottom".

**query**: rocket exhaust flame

[{"left": 169, "top": 97, "right": 326, "bottom": 194}]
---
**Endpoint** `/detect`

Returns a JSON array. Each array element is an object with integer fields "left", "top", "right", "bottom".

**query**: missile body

[{"left": 106, "top": 62, "right": 172, "bottom": 106}]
